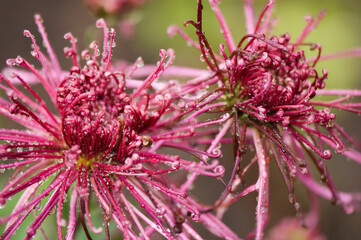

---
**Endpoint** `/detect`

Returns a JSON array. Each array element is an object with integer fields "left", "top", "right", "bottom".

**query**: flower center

[
  {"left": 57, "top": 60, "right": 132, "bottom": 162},
  {"left": 228, "top": 33, "right": 328, "bottom": 124},
  {"left": 234, "top": 34, "right": 325, "bottom": 107}
]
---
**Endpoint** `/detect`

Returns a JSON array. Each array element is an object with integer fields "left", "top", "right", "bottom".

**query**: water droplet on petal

[
  {"left": 190, "top": 212, "right": 200, "bottom": 222},
  {"left": 137, "top": 59, "right": 144, "bottom": 68},
  {"left": 200, "top": 54, "right": 205, "bottom": 62},
  {"left": 323, "top": 150, "right": 332, "bottom": 159}
]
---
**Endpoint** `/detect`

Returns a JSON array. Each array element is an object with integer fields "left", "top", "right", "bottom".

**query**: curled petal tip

[
  {"left": 34, "top": 14, "right": 42, "bottom": 22},
  {"left": 167, "top": 26, "right": 178, "bottom": 37},
  {"left": 64, "top": 32, "right": 73, "bottom": 40},
  {"left": 96, "top": 18, "right": 107, "bottom": 28},
  {"left": 6, "top": 59, "right": 16, "bottom": 66},
  {"left": 23, "top": 30, "right": 32, "bottom": 37}
]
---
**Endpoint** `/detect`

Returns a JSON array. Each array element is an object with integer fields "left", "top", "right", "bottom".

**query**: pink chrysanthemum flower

[
  {"left": 170, "top": 0, "right": 361, "bottom": 239},
  {"left": 84, "top": 0, "right": 148, "bottom": 37},
  {"left": 85, "top": 0, "right": 146, "bottom": 16},
  {"left": 266, "top": 218, "right": 326, "bottom": 240},
  {"left": 0, "top": 15, "right": 227, "bottom": 240},
  {"left": 267, "top": 193, "right": 326, "bottom": 240}
]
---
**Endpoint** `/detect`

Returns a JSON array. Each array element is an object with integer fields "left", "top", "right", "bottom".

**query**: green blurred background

[{"left": 0, "top": 0, "right": 360, "bottom": 239}]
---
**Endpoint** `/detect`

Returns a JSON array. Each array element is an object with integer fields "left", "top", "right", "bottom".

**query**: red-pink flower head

[
  {"left": 225, "top": 33, "right": 328, "bottom": 125},
  {"left": 84, "top": 0, "right": 147, "bottom": 37},
  {"left": 266, "top": 217, "right": 326, "bottom": 240},
  {"left": 169, "top": 0, "right": 361, "bottom": 239},
  {"left": 84, "top": 0, "right": 146, "bottom": 16},
  {"left": 175, "top": 1, "right": 331, "bottom": 132},
  {"left": 0, "top": 15, "right": 225, "bottom": 240}
]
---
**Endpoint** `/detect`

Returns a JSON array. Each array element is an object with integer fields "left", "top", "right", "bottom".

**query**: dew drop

[
  {"left": 59, "top": 218, "right": 67, "bottom": 227},
  {"left": 261, "top": 206, "right": 266, "bottom": 213},
  {"left": 288, "top": 194, "right": 295, "bottom": 204},
  {"left": 190, "top": 212, "right": 200, "bottom": 222},
  {"left": 0, "top": 198, "right": 6, "bottom": 209},
  {"left": 26, "top": 227, "right": 35, "bottom": 237},
  {"left": 171, "top": 161, "right": 180, "bottom": 169},
  {"left": 323, "top": 149, "right": 332, "bottom": 159},
  {"left": 155, "top": 207, "right": 166, "bottom": 216},
  {"left": 137, "top": 59, "right": 144, "bottom": 68},
  {"left": 294, "top": 202, "right": 300, "bottom": 210},
  {"left": 123, "top": 220, "right": 131, "bottom": 228},
  {"left": 35, "top": 202, "right": 42, "bottom": 211},
  {"left": 301, "top": 168, "right": 308, "bottom": 174},
  {"left": 49, "top": 207, "right": 56, "bottom": 215},
  {"left": 221, "top": 113, "right": 230, "bottom": 120},
  {"left": 200, "top": 54, "right": 205, "bottom": 62},
  {"left": 320, "top": 174, "right": 327, "bottom": 183}
]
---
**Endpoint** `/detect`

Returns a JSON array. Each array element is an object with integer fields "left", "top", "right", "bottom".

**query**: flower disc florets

[
  {"left": 58, "top": 48, "right": 139, "bottom": 163},
  {"left": 224, "top": 33, "right": 328, "bottom": 126}
]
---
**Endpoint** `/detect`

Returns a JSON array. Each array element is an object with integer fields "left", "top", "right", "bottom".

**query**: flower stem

[{"left": 252, "top": 128, "right": 270, "bottom": 240}]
